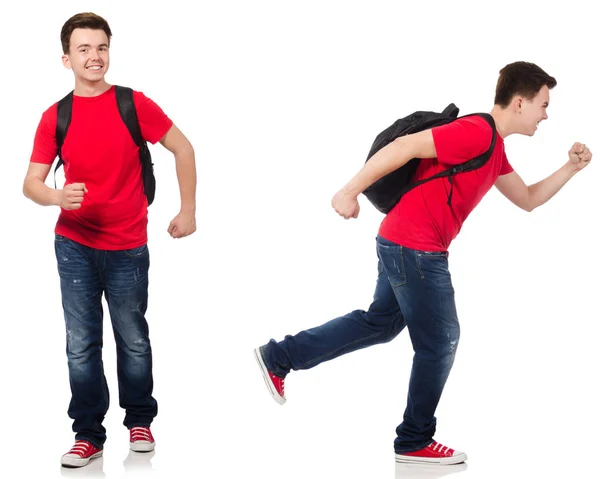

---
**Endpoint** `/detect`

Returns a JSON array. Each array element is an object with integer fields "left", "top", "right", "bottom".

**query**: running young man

[
  {"left": 23, "top": 12, "right": 197, "bottom": 468},
  {"left": 254, "top": 61, "right": 592, "bottom": 465}
]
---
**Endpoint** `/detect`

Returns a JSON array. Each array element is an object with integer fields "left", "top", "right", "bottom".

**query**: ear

[
  {"left": 511, "top": 95, "right": 523, "bottom": 114},
  {"left": 62, "top": 54, "right": 72, "bottom": 70}
]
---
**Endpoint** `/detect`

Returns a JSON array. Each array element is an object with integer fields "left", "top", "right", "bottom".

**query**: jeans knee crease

[{"left": 302, "top": 331, "right": 384, "bottom": 368}]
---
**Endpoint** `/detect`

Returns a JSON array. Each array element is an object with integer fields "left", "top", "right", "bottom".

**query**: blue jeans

[
  {"left": 54, "top": 235, "right": 157, "bottom": 448},
  {"left": 260, "top": 235, "right": 460, "bottom": 453}
]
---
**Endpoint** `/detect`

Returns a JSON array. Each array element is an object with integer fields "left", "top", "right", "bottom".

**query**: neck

[
  {"left": 73, "top": 78, "right": 111, "bottom": 97},
  {"left": 489, "top": 105, "right": 516, "bottom": 139}
]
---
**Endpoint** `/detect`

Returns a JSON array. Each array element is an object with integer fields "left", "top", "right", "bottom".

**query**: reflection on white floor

[
  {"left": 123, "top": 450, "right": 156, "bottom": 472},
  {"left": 59, "top": 456, "right": 105, "bottom": 478},
  {"left": 58, "top": 451, "right": 155, "bottom": 478},
  {"left": 395, "top": 462, "right": 467, "bottom": 479}
]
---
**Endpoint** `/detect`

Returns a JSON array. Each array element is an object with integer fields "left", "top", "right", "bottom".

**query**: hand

[
  {"left": 167, "top": 211, "right": 196, "bottom": 239},
  {"left": 568, "top": 142, "right": 592, "bottom": 171},
  {"left": 331, "top": 189, "right": 360, "bottom": 219},
  {"left": 58, "top": 183, "right": 87, "bottom": 210}
]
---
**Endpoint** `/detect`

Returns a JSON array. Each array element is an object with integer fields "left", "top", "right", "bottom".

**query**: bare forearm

[
  {"left": 341, "top": 137, "right": 417, "bottom": 197},
  {"left": 174, "top": 146, "right": 196, "bottom": 213},
  {"left": 527, "top": 162, "right": 578, "bottom": 210},
  {"left": 23, "top": 176, "right": 60, "bottom": 206}
]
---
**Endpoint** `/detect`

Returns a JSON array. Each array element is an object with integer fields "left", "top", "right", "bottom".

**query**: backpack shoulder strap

[
  {"left": 419, "top": 112, "right": 497, "bottom": 181},
  {"left": 115, "top": 85, "right": 143, "bottom": 146},
  {"left": 396, "top": 112, "right": 497, "bottom": 206},
  {"left": 54, "top": 91, "right": 74, "bottom": 188},
  {"left": 453, "top": 113, "right": 497, "bottom": 172},
  {"left": 56, "top": 91, "right": 73, "bottom": 151}
]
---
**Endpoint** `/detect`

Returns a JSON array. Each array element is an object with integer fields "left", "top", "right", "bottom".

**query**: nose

[{"left": 89, "top": 49, "right": 101, "bottom": 61}]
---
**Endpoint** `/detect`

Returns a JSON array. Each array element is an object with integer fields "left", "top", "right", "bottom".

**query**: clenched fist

[
  {"left": 167, "top": 211, "right": 197, "bottom": 239},
  {"left": 568, "top": 143, "right": 592, "bottom": 171},
  {"left": 58, "top": 183, "right": 88, "bottom": 210},
  {"left": 331, "top": 189, "right": 360, "bottom": 219}
]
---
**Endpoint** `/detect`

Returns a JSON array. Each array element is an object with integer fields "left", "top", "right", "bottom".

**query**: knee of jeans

[
  {"left": 444, "top": 325, "right": 460, "bottom": 356},
  {"left": 382, "top": 313, "right": 405, "bottom": 342},
  {"left": 66, "top": 330, "right": 101, "bottom": 363},
  {"left": 119, "top": 332, "right": 151, "bottom": 355},
  {"left": 131, "top": 336, "right": 151, "bottom": 354}
]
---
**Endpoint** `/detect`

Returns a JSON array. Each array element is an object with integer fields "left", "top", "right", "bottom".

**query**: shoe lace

[
  {"left": 68, "top": 440, "right": 91, "bottom": 456},
  {"left": 130, "top": 427, "right": 152, "bottom": 441},
  {"left": 429, "top": 441, "right": 451, "bottom": 455}
]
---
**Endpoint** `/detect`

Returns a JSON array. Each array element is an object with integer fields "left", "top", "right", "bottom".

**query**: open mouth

[{"left": 86, "top": 65, "right": 103, "bottom": 71}]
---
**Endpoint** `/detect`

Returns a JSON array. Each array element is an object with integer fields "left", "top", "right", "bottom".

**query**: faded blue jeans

[
  {"left": 54, "top": 234, "right": 157, "bottom": 448},
  {"left": 260, "top": 235, "right": 460, "bottom": 453}
]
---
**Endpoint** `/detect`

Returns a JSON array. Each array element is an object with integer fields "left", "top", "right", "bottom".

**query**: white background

[{"left": 1, "top": 1, "right": 598, "bottom": 478}]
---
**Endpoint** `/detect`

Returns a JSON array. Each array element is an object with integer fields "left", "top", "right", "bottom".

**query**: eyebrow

[{"left": 76, "top": 43, "right": 109, "bottom": 49}]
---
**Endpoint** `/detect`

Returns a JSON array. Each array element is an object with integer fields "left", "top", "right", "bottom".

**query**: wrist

[
  {"left": 180, "top": 202, "right": 196, "bottom": 214},
  {"left": 564, "top": 161, "right": 580, "bottom": 176},
  {"left": 51, "top": 189, "right": 62, "bottom": 206},
  {"left": 341, "top": 183, "right": 361, "bottom": 198}
]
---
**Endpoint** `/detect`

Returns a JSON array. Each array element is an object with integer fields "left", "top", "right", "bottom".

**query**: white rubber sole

[
  {"left": 130, "top": 440, "right": 155, "bottom": 452},
  {"left": 395, "top": 451, "right": 467, "bottom": 465},
  {"left": 61, "top": 450, "right": 103, "bottom": 468},
  {"left": 254, "top": 347, "right": 286, "bottom": 405}
]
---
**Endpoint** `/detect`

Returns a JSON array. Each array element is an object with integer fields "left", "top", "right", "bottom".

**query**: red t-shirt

[
  {"left": 30, "top": 85, "right": 173, "bottom": 250},
  {"left": 378, "top": 115, "right": 513, "bottom": 252}
]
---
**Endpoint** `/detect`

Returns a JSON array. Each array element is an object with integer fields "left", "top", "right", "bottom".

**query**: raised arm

[{"left": 495, "top": 142, "right": 592, "bottom": 212}]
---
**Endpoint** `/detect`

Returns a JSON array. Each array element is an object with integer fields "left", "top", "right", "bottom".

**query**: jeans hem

[
  {"left": 394, "top": 438, "right": 435, "bottom": 454},
  {"left": 126, "top": 423, "right": 153, "bottom": 429}
]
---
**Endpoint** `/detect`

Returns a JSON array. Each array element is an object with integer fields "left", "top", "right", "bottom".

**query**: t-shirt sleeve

[
  {"left": 133, "top": 91, "right": 174, "bottom": 144},
  {"left": 499, "top": 151, "right": 513, "bottom": 175},
  {"left": 30, "top": 103, "right": 58, "bottom": 165},
  {"left": 430, "top": 116, "right": 494, "bottom": 166}
]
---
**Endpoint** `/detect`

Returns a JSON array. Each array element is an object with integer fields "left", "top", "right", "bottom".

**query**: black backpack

[
  {"left": 54, "top": 85, "right": 156, "bottom": 205},
  {"left": 361, "top": 104, "right": 497, "bottom": 214}
]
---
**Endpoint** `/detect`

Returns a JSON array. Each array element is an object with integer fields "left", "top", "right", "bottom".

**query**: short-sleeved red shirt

[
  {"left": 379, "top": 115, "right": 513, "bottom": 251},
  {"left": 30, "top": 85, "right": 173, "bottom": 249}
]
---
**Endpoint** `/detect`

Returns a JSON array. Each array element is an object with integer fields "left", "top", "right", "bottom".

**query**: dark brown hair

[
  {"left": 494, "top": 61, "right": 557, "bottom": 107},
  {"left": 61, "top": 12, "right": 112, "bottom": 54}
]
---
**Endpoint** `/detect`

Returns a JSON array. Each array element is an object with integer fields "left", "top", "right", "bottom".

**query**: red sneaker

[
  {"left": 254, "top": 347, "right": 286, "bottom": 405},
  {"left": 61, "top": 440, "right": 103, "bottom": 468},
  {"left": 395, "top": 440, "right": 467, "bottom": 465},
  {"left": 129, "top": 426, "right": 155, "bottom": 452}
]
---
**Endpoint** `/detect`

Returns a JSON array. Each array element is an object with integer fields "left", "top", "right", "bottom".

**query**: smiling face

[
  {"left": 514, "top": 85, "right": 550, "bottom": 136},
  {"left": 62, "top": 28, "right": 110, "bottom": 86},
  {"left": 493, "top": 62, "right": 556, "bottom": 137}
]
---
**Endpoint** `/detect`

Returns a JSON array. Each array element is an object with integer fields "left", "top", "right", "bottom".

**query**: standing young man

[
  {"left": 23, "top": 12, "right": 197, "bottom": 468},
  {"left": 254, "top": 62, "right": 592, "bottom": 465}
]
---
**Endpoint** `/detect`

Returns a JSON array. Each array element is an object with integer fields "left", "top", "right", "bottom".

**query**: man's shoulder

[
  {"left": 453, "top": 114, "right": 493, "bottom": 130},
  {"left": 39, "top": 89, "right": 78, "bottom": 119},
  {"left": 36, "top": 100, "right": 59, "bottom": 127},
  {"left": 114, "top": 86, "right": 160, "bottom": 110},
  {"left": 446, "top": 114, "right": 495, "bottom": 142}
]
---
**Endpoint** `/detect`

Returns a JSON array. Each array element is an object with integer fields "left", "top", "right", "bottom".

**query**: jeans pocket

[
  {"left": 377, "top": 243, "right": 407, "bottom": 287},
  {"left": 415, "top": 251, "right": 452, "bottom": 289},
  {"left": 55, "top": 234, "right": 67, "bottom": 242},
  {"left": 123, "top": 244, "right": 149, "bottom": 258}
]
